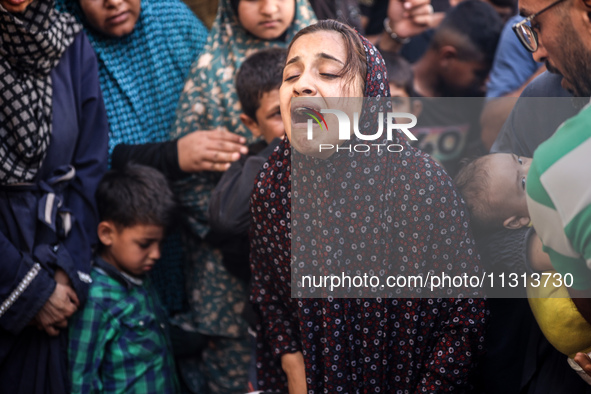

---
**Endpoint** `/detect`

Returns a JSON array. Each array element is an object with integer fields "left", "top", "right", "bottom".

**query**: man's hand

[
  {"left": 388, "top": 0, "right": 438, "bottom": 39},
  {"left": 35, "top": 282, "right": 79, "bottom": 336},
  {"left": 177, "top": 128, "right": 247, "bottom": 173},
  {"left": 281, "top": 351, "right": 307, "bottom": 394},
  {"left": 575, "top": 352, "right": 591, "bottom": 374},
  {"left": 573, "top": 353, "right": 591, "bottom": 384}
]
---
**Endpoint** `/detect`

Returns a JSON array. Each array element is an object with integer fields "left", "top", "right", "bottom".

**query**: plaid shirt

[{"left": 69, "top": 256, "right": 178, "bottom": 393}]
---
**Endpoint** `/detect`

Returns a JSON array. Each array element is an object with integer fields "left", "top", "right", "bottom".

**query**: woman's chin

[{"left": 289, "top": 132, "right": 336, "bottom": 159}]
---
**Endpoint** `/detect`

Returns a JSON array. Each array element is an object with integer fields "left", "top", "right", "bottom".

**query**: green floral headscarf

[{"left": 171, "top": 0, "right": 316, "bottom": 238}]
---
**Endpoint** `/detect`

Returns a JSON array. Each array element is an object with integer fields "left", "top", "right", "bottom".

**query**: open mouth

[{"left": 292, "top": 105, "right": 323, "bottom": 125}]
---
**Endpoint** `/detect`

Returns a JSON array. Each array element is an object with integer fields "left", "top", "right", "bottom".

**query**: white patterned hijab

[{"left": 0, "top": 0, "right": 81, "bottom": 184}]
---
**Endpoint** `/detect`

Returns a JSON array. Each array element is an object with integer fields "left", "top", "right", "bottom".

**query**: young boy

[
  {"left": 207, "top": 47, "right": 286, "bottom": 392},
  {"left": 68, "top": 164, "right": 178, "bottom": 393},
  {"left": 209, "top": 47, "right": 287, "bottom": 281}
]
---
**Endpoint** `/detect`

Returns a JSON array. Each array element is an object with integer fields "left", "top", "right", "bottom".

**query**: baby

[
  {"left": 455, "top": 153, "right": 591, "bottom": 384},
  {"left": 455, "top": 152, "right": 532, "bottom": 235}
]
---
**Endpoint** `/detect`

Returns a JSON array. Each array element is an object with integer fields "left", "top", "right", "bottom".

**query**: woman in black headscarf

[
  {"left": 0, "top": 0, "right": 108, "bottom": 392},
  {"left": 250, "top": 20, "right": 488, "bottom": 393}
]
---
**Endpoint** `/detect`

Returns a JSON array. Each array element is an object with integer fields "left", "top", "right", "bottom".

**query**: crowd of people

[{"left": 2, "top": 0, "right": 591, "bottom": 393}]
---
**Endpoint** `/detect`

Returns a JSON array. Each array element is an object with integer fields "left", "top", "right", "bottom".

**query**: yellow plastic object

[{"left": 527, "top": 270, "right": 591, "bottom": 359}]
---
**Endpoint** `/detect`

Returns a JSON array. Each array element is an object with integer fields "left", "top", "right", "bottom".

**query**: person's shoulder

[
  {"left": 257, "top": 139, "right": 290, "bottom": 177},
  {"left": 390, "top": 147, "right": 464, "bottom": 205},
  {"left": 61, "top": 29, "right": 94, "bottom": 59},
  {"left": 522, "top": 71, "right": 572, "bottom": 98},
  {"left": 534, "top": 104, "right": 591, "bottom": 171},
  {"left": 55, "top": 30, "right": 98, "bottom": 82},
  {"left": 86, "top": 267, "right": 128, "bottom": 307},
  {"left": 252, "top": 139, "right": 290, "bottom": 202}
]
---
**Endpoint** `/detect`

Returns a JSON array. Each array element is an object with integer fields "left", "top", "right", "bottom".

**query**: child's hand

[
  {"left": 35, "top": 282, "right": 79, "bottom": 336},
  {"left": 177, "top": 128, "right": 248, "bottom": 173}
]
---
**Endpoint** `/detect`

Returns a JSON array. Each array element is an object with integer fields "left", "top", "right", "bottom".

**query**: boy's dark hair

[
  {"left": 96, "top": 164, "right": 175, "bottom": 228},
  {"left": 236, "top": 48, "right": 287, "bottom": 120},
  {"left": 381, "top": 52, "right": 414, "bottom": 96},
  {"left": 454, "top": 155, "right": 502, "bottom": 235},
  {"left": 431, "top": 0, "right": 503, "bottom": 67},
  {"left": 486, "top": 0, "right": 518, "bottom": 12}
]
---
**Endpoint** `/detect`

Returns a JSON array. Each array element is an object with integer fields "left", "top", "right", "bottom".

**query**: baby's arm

[{"left": 527, "top": 231, "right": 553, "bottom": 271}]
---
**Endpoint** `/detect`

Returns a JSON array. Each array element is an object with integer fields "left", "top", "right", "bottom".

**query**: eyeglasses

[{"left": 512, "top": 0, "right": 566, "bottom": 52}]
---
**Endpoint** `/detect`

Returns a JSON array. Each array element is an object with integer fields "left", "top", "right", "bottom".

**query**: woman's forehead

[{"left": 288, "top": 31, "right": 347, "bottom": 61}]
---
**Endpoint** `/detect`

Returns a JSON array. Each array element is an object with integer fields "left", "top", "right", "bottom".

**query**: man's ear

[
  {"left": 240, "top": 113, "right": 261, "bottom": 137},
  {"left": 503, "top": 215, "right": 531, "bottom": 230},
  {"left": 97, "top": 221, "right": 116, "bottom": 246},
  {"left": 438, "top": 45, "right": 458, "bottom": 68}
]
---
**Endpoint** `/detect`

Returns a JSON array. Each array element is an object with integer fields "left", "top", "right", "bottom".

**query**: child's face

[
  {"left": 389, "top": 83, "right": 411, "bottom": 113},
  {"left": 245, "top": 89, "right": 285, "bottom": 143},
  {"left": 99, "top": 223, "right": 163, "bottom": 277},
  {"left": 80, "top": 0, "right": 141, "bottom": 38},
  {"left": 485, "top": 153, "right": 532, "bottom": 225},
  {"left": 0, "top": 0, "right": 34, "bottom": 13},
  {"left": 238, "top": 0, "right": 295, "bottom": 40}
]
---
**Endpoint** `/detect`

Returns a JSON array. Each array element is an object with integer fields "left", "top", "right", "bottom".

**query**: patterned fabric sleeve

[
  {"left": 410, "top": 158, "right": 488, "bottom": 391},
  {"left": 416, "top": 297, "right": 488, "bottom": 392},
  {"left": 0, "top": 235, "right": 56, "bottom": 334},
  {"left": 250, "top": 143, "right": 301, "bottom": 358},
  {"left": 250, "top": 238, "right": 301, "bottom": 358},
  {"left": 527, "top": 105, "right": 591, "bottom": 290}
]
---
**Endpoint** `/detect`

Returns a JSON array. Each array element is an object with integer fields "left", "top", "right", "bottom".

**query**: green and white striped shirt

[{"left": 527, "top": 103, "right": 591, "bottom": 290}]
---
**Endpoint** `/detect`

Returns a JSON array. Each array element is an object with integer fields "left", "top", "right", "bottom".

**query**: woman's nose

[{"left": 293, "top": 74, "right": 317, "bottom": 97}]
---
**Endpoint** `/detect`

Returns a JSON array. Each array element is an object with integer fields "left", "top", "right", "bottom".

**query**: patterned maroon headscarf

[{"left": 250, "top": 24, "right": 487, "bottom": 393}]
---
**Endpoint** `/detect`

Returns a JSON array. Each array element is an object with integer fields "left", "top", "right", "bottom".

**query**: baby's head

[
  {"left": 236, "top": 47, "right": 287, "bottom": 143},
  {"left": 96, "top": 164, "right": 175, "bottom": 277},
  {"left": 455, "top": 153, "right": 532, "bottom": 235}
]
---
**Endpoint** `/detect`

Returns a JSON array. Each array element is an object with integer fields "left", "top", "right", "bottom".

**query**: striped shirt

[{"left": 527, "top": 103, "right": 591, "bottom": 290}]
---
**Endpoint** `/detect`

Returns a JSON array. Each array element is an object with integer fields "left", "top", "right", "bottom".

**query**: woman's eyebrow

[
  {"left": 318, "top": 53, "right": 344, "bottom": 65},
  {"left": 286, "top": 56, "right": 300, "bottom": 66}
]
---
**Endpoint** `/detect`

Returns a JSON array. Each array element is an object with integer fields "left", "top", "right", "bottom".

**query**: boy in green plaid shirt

[{"left": 68, "top": 164, "right": 178, "bottom": 393}]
